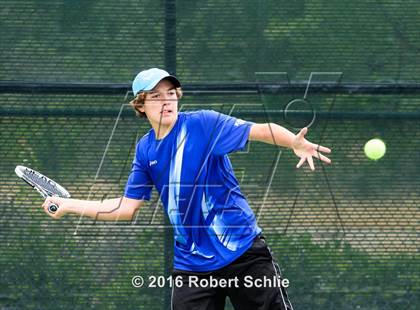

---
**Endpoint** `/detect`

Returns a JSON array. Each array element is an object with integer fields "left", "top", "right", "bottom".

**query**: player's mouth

[{"left": 161, "top": 109, "right": 173, "bottom": 116}]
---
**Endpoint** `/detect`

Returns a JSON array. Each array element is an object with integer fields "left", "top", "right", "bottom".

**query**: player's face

[{"left": 141, "top": 79, "right": 179, "bottom": 132}]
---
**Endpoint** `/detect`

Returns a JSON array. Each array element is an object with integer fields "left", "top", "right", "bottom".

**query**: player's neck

[{"left": 151, "top": 118, "right": 177, "bottom": 140}]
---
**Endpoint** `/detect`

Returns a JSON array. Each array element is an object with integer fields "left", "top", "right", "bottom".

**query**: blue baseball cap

[{"left": 132, "top": 68, "right": 181, "bottom": 96}]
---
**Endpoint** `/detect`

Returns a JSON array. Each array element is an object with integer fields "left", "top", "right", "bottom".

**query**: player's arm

[
  {"left": 249, "top": 123, "right": 296, "bottom": 148},
  {"left": 42, "top": 196, "right": 144, "bottom": 221},
  {"left": 249, "top": 123, "right": 331, "bottom": 170}
]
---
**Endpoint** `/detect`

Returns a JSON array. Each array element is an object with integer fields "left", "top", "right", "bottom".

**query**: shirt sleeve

[
  {"left": 200, "top": 110, "right": 254, "bottom": 156},
  {"left": 124, "top": 140, "right": 153, "bottom": 200}
]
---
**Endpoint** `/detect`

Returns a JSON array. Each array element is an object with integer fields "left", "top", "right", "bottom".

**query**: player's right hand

[{"left": 42, "top": 196, "right": 67, "bottom": 219}]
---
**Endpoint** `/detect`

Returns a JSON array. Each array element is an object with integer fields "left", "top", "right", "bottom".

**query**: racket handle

[{"left": 48, "top": 203, "right": 59, "bottom": 214}]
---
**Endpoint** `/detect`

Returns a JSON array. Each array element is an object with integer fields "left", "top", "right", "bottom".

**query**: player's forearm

[
  {"left": 63, "top": 197, "right": 139, "bottom": 221},
  {"left": 250, "top": 123, "right": 296, "bottom": 149}
]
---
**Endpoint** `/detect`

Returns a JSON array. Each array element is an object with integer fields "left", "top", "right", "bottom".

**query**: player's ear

[
  {"left": 138, "top": 103, "right": 145, "bottom": 113},
  {"left": 130, "top": 92, "right": 148, "bottom": 117}
]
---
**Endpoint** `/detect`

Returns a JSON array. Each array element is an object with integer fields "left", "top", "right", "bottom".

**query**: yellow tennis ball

[{"left": 364, "top": 138, "right": 386, "bottom": 160}]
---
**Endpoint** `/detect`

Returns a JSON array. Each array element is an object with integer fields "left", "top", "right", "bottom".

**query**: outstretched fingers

[
  {"left": 309, "top": 142, "right": 331, "bottom": 154},
  {"left": 312, "top": 150, "right": 332, "bottom": 164},
  {"left": 297, "top": 127, "right": 308, "bottom": 139},
  {"left": 296, "top": 156, "right": 315, "bottom": 171},
  {"left": 296, "top": 152, "right": 331, "bottom": 170},
  {"left": 296, "top": 157, "right": 306, "bottom": 169},
  {"left": 307, "top": 156, "right": 315, "bottom": 171},
  {"left": 295, "top": 128, "right": 332, "bottom": 170}
]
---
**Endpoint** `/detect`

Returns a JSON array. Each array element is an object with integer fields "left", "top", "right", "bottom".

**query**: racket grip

[{"left": 48, "top": 203, "right": 59, "bottom": 214}]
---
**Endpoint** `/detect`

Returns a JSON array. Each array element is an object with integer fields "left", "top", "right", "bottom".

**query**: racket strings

[{"left": 23, "top": 172, "right": 64, "bottom": 196}]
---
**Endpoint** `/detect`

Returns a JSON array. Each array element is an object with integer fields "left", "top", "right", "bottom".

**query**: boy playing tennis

[{"left": 43, "top": 68, "right": 331, "bottom": 309}]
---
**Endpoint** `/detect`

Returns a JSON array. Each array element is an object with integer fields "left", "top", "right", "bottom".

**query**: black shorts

[{"left": 171, "top": 236, "right": 293, "bottom": 310}]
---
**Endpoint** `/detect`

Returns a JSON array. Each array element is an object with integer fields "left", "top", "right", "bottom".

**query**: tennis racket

[{"left": 15, "top": 165, "right": 71, "bottom": 214}]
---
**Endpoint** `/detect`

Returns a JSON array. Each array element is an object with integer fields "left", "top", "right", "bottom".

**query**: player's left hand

[{"left": 292, "top": 127, "right": 331, "bottom": 171}]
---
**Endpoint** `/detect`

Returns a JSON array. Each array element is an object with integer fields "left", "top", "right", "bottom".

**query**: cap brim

[
  {"left": 143, "top": 76, "right": 181, "bottom": 92},
  {"left": 159, "top": 76, "right": 181, "bottom": 89}
]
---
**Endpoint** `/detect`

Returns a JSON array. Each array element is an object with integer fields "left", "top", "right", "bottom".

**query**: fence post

[{"left": 164, "top": 0, "right": 176, "bottom": 308}]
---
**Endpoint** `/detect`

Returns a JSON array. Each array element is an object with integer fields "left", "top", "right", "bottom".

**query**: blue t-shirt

[{"left": 124, "top": 110, "right": 262, "bottom": 272}]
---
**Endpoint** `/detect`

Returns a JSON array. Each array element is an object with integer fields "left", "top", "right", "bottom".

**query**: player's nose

[{"left": 161, "top": 99, "right": 173, "bottom": 108}]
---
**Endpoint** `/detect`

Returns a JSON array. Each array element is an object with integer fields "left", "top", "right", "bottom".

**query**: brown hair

[{"left": 129, "top": 87, "right": 183, "bottom": 118}]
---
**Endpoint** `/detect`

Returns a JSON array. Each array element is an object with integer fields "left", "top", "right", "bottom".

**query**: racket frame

[{"left": 15, "top": 165, "right": 70, "bottom": 214}]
